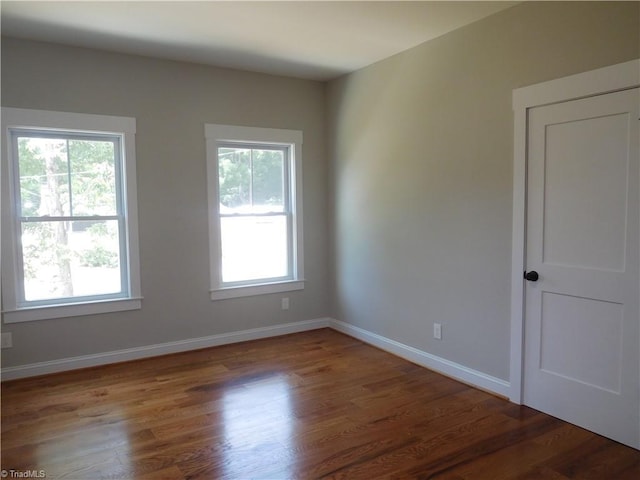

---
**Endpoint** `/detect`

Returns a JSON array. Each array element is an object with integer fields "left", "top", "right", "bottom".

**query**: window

[
  {"left": 2, "top": 108, "right": 141, "bottom": 322},
  {"left": 205, "top": 124, "right": 304, "bottom": 300}
]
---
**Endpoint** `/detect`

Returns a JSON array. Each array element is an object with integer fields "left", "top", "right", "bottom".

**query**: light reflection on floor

[
  {"left": 222, "top": 373, "right": 294, "bottom": 478},
  {"left": 34, "top": 408, "right": 129, "bottom": 478}
]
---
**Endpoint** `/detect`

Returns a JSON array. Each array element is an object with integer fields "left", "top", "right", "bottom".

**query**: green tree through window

[{"left": 15, "top": 134, "right": 122, "bottom": 302}]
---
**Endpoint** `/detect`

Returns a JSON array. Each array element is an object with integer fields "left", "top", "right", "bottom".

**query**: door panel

[
  {"left": 524, "top": 87, "right": 639, "bottom": 448},
  {"left": 540, "top": 292, "right": 623, "bottom": 394},
  {"left": 542, "top": 113, "right": 629, "bottom": 271}
]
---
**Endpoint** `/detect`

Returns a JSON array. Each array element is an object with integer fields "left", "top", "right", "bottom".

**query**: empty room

[{"left": 1, "top": 1, "right": 639, "bottom": 478}]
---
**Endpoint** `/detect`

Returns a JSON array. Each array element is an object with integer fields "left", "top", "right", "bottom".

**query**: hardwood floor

[{"left": 2, "top": 328, "right": 639, "bottom": 479}]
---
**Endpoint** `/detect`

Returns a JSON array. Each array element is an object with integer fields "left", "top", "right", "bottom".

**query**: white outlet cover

[
  {"left": 1, "top": 332, "right": 13, "bottom": 348},
  {"left": 433, "top": 323, "right": 442, "bottom": 340}
]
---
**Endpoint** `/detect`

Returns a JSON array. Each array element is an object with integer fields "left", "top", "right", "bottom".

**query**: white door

[{"left": 524, "top": 87, "right": 639, "bottom": 448}]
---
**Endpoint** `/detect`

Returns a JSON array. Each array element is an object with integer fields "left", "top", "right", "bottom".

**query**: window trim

[
  {"left": 205, "top": 124, "right": 304, "bottom": 300},
  {"left": 1, "top": 108, "right": 142, "bottom": 323}
]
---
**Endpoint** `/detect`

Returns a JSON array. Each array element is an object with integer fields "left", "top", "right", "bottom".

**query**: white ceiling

[{"left": 1, "top": 1, "right": 517, "bottom": 81}]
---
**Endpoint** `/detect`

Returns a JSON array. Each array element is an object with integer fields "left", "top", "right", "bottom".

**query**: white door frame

[{"left": 509, "top": 59, "right": 640, "bottom": 404}]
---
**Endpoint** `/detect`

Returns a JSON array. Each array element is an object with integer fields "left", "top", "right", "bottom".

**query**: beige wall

[
  {"left": 1, "top": 38, "right": 329, "bottom": 367},
  {"left": 327, "top": 1, "right": 640, "bottom": 380}
]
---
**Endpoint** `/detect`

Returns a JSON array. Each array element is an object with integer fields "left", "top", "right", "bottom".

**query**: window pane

[
  {"left": 220, "top": 215, "right": 288, "bottom": 283},
  {"left": 69, "top": 139, "right": 117, "bottom": 216},
  {"left": 218, "top": 147, "right": 250, "bottom": 211},
  {"left": 253, "top": 149, "right": 285, "bottom": 212},
  {"left": 17, "top": 137, "right": 70, "bottom": 217},
  {"left": 16, "top": 137, "right": 118, "bottom": 218},
  {"left": 22, "top": 220, "right": 123, "bottom": 301}
]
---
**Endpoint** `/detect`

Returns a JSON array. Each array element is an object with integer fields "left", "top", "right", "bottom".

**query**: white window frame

[
  {"left": 1, "top": 108, "right": 142, "bottom": 323},
  {"left": 205, "top": 124, "right": 304, "bottom": 300}
]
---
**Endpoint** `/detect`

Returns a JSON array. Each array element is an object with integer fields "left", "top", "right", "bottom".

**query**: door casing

[{"left": 510, "top": 59, "right": 640, "bottom": 404}]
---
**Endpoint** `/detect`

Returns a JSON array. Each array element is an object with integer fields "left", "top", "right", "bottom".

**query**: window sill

[
  {"left": 2, "top": 297, "right": 143, "bottom": 323},
  {"left": 210, "top": 280, "right": 305, "bottom": 300}
]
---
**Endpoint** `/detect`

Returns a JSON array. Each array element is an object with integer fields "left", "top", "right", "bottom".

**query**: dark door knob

[{"left": 524, "top": 271, "right": 539, "bottom": 282}]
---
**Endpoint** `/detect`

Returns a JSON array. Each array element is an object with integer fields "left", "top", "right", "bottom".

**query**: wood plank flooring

[{"left": 1, "top": 328, "right": 639, "bottom": 479}]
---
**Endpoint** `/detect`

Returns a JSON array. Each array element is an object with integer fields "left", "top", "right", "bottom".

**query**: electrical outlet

[
  {"left": 281, "top": 297, "right": 290, "bottom": 310},
  {"left": 433, "top": 323, "right": 442, "bottom": 340},
  {"left": 1, "top": 332, "right": 13, "bottom": 349}
]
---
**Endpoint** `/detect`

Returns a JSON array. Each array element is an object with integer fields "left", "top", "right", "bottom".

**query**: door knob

[{"left": 524, "top": 271, "right": 539, "bottom": 282}]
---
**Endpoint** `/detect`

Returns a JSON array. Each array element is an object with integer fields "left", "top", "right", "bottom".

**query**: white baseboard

[
  {"left": 1, "top": 317, "right": 331, "bottom": 381},
  {"left": 1, "top": 316, "right": 510, "bottom": 400},
  {"left": 330, "top": 319, "right": 511, "bottom": 398}
]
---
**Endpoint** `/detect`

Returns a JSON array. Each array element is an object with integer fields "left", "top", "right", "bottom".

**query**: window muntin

[
  {"left": 10, "top": 130, "right": 129, "bottom": 306},
  {"left": 205, "top": 124, "right": 304, "bottom": 299}
]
